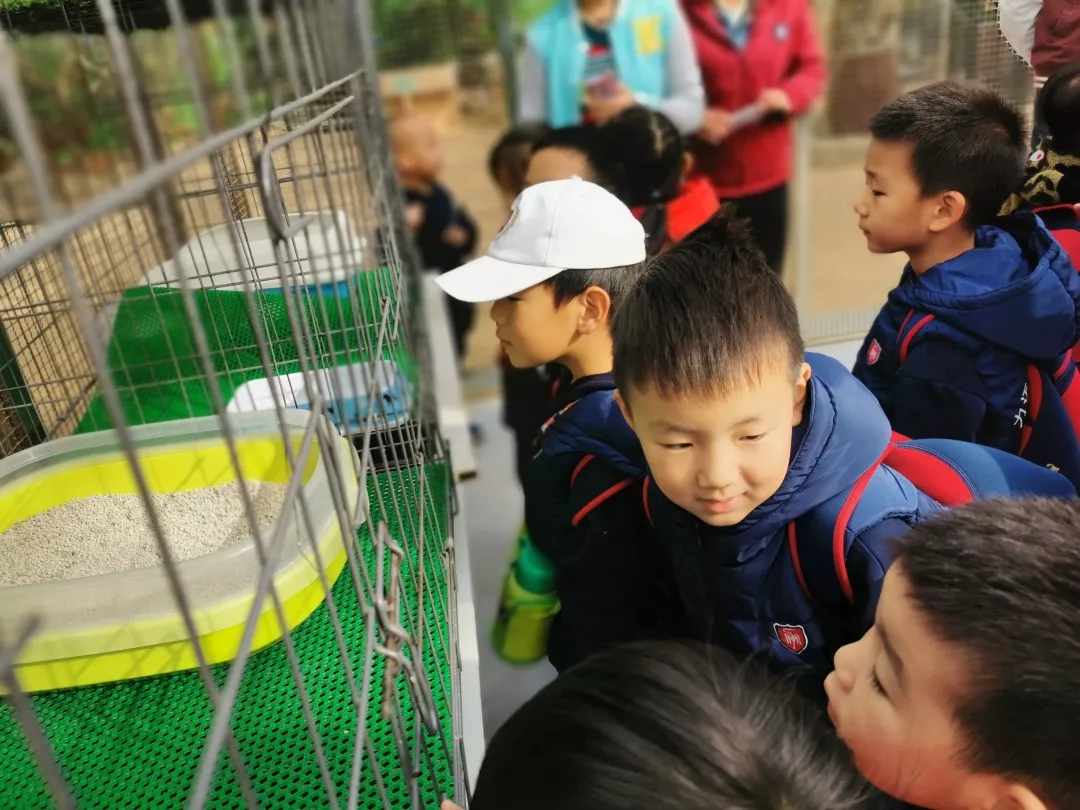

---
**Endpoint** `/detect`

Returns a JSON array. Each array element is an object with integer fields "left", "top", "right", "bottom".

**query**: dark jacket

[
  {"left": 525, "top": 372, "right": 679, "bottom": 672},
  {"left": 646, "top": 354, "right": 939, "bottom": 691},
  {"left": 853, "top": 214, "right": 1080, "bottom": 454},
  {"left": 405, "top": 182, "right": 478, "bottom": 272}
]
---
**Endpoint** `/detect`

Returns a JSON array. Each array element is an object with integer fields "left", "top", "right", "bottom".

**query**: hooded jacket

[
  {"left": 525, "top": 372, "right": 679, "bottom": 672},
  {"left": 645, "top": 354, "right": 939, "bottom": 690},
  {"left": 854, "top": 214, "right": 1080, "bottom": 453}
]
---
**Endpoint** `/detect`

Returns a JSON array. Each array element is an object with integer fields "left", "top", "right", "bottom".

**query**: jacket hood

[
  {"left": 694, "top": 353, "right": 893, "bottom": 560},
  {"left": 891, "top": 214, "right": 1080, "bottom": 360},
  {"left": 541, "top": 375, "right": 647, "bottom": 477}
]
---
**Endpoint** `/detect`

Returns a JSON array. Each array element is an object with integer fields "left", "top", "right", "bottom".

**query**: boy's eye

[
  {"left": 505, "top": 296, "right": 521, "bottom": 302},
  {"left": 741, "top": 433, "right": 765, "bottom": 442},
  {"left": 660, "top": 442, "right": 692, "bottom": 450},
  {"left": 872, "top": 190, "right": 884, "bottom": 197},
  {"left": 870, "top": 670, "right": 887, "bottom": 697}
]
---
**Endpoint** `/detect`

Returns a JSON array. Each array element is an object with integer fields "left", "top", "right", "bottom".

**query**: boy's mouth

[{"left": 698, "top": 495, "right": 741, "bottom": 514}]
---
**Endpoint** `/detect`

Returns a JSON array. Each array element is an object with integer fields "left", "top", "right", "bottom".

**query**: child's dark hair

[
  {"left": 602, "top": 106, "right": 684, "bottom": 254},
  {"left": 1037, "top": 62, "right": 1080, "bottom": 154},
  {"left": 471, "top": 641, "right": 872, "bottom": 810},
  {"left": 612, "top": 207, "right": 803, "bottom": 399},
  {"left": 870, "top": 81, "right": 1026, "bottom": 228},
  {"left": 896, "top": 497, "right": 1080, "bottom": 808},
  {"left": 488, "top": 123, "right": 550, "bottom": 195},
  {"left": 533, "top": 125, "right": 620, "bottom": 192},
  {"left": 543, "top": 261, "right": 646, "bottom": 315}
]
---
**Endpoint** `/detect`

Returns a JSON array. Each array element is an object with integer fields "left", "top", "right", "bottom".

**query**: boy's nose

[
  {"left": 489, "top": 300, "right": 507, "bottom": 325},
  {"left": 696, "top": 454, "right": 737, "bottom": 492},
  {"left": 832, "top": 644, "right": 857, "bottom": 693}
]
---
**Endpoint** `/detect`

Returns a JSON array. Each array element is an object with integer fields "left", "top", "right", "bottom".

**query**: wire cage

[{"left": 0, "top": 0, "right": 466, "bottom": 808}]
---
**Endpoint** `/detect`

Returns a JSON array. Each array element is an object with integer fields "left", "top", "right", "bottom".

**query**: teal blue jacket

[{"left": 519, "top": 0, "right": 704, "bottom": 134}]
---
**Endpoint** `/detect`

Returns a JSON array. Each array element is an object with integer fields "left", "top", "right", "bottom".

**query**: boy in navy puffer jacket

[
  {"left": 437, "top": 178, "right": 676, "bottom": 671},
  {"left": 610, "top": 208, "right": 1072, "bottom": 699},
  {"left": 853, "top": 82, "right": 1080, "bottom": 461}
]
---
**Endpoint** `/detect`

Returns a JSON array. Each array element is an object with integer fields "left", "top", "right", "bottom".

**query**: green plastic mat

[
  {"left": 0, "top": 463, "right": 455, "bottom": 809},
  {"left": 76, "top": 267, "right": 417, "bottom": 434}
]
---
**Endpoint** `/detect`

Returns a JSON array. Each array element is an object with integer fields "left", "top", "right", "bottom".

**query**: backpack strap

[
  {"left": 643, "top": 476, "right": 654, "bottom": 527},
  {"left": 788, "top": 449, "right": 889, "bottom": 610},
  {"left": 569, "top": 454, "right": 637, "bottom": 528},
  {"left": 897, "top": 308, "right": 937, "bottom": 364}
]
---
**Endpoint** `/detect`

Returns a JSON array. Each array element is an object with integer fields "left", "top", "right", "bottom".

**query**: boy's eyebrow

[
  {"left": 650, "top": 415, "right": 762, "bottom": 432},
  {"left": 878, "top": 624, "right": 907, "bottom": 689}
]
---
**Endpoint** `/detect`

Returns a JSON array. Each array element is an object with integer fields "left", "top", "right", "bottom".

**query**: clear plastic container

[{"left": 0, "top": 410, "right": 361, "bottom": 692}]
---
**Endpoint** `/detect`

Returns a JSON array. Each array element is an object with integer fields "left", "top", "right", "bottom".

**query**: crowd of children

[{"left": 418, "top": 60, "right": 1080, "bottom": 810}]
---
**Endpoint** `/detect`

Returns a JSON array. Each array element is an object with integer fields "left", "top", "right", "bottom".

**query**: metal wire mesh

[
  {"left": 0, "top": 0, "right": 465, "bottom": 807},
  {"left": 796, "top": 0, "right": 1034, "bottom": 345}
]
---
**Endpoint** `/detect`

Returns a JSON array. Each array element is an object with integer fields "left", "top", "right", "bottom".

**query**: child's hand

[
  {"left": 757, "top": 88, "right": 793, "bottom": 115},
  {"left": 440, "top": 801, "right": 463, "bottom": 810},
  {"left": 405, "top": 202, "right": 425, "bottom": 231},
  {"left": 442, "top": 225, "right": 470, "bottom": 247},
  {"left": 698, "top": 108, "right": 733, "bottom": 145},
  {"left": 585, "top": 84, "right": 635, "bottom": 125}
]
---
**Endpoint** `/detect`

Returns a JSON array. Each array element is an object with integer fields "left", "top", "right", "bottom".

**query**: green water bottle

[{"left": 492, "top": 537, "right": 560, "bottom": 665}]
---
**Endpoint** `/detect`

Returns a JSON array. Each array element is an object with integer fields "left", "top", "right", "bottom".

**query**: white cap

[{"left": 434, "top": 178, "right": 646, "bottom": 303}]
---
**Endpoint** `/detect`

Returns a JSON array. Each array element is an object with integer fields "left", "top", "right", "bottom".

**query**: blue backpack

[
  {"left": 788, "top": 434, "right": 1075, "bottom": 611},
  {"left": 897, "top": 306, "right": 1080, "bottom": 491}
]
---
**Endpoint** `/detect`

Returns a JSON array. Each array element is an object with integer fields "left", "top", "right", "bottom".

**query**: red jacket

[
  {"left": 1033, "top": 0, "right": 1080, "bottom": 81},
  {"left": 681, "top": 0, "right": 825, "bottom": 198}
]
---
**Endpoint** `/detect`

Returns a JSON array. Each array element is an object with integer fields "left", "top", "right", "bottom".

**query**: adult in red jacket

[{"left": 681, "top": 0, "right": 825, "bottom": 272}]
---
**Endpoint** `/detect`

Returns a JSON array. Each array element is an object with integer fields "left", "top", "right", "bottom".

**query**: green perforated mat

[
  {"left": 76, "top": 267, "right": 416, "bottom": 434},
  {"left": 0, "top": 463, "right": 455, "bottom": 809}
]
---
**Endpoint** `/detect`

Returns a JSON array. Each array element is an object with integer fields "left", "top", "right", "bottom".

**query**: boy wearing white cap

[{"left": 437, "top": 178, "right": 679, "bottom": 671}]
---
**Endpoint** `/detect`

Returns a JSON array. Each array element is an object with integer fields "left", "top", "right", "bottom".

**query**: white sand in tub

[{"left": 0, "top": 481, "right": 289, "bottom": 587}]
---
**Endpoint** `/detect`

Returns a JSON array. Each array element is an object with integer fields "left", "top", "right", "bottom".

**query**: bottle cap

[{"left": 515, "top": 541, "right": 556, "bottom": 594}]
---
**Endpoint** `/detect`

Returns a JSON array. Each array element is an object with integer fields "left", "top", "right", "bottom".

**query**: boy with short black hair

[
  {"left": 437, "top": 178, "right": 673, "bottom": 671},
  {"left": 611, "top": 207, "right": 938, "bottom": 692},
  {"left": 827, "top": 497, "right": 1080, "bottom": 810},
  {"left": 852, "top": 81, "right": 1080, "bottom": 456}
]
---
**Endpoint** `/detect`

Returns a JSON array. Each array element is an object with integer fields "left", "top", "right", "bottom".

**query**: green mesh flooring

[
  {"left": 0, "top": 463, "right": 455, "bottom": 809},
  {"left": 75, "top": 267, "right": 417, "bottom": 434}
]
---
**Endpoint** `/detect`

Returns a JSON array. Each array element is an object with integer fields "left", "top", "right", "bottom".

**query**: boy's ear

[
  {"left": 991, "top": 783, "right": 1050, "bottom": 810},
  {"left": 791, "top": 362, "right": 811, "bottom": 427},
  {"left": 928, "top": 190, "right": 969, "bottom": 233},
  {"left": 614, "top": 389, "right": 635, "bottom": 431},
  {"left": 577, "top": 286, "right": 612, "bottom": 334}
]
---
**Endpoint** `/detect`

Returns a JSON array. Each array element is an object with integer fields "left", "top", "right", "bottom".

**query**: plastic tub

[
  {"left": 0, "top": 410, "right": 361, "bottom": 693},
  {"left": 225, "top": 360, "right": 412, "bottom": 431},
  {"left": 142, "top": 211, "right": 368, "bottom": 297}
]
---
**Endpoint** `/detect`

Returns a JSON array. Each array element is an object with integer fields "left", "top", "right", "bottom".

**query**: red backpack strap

[
  {"left": 1045, "top": 354, "right": 1080, "bottom": 447},
  {"left": 569, "top": 454, "right": 636, "bottom": 528},
  {"left": 788, "top": 450, "right": 888, "bottom": 608},
  {"left": 879, "top": 442, "right": 977, "bottom": 507},
  {"left": 897, "top": 308, "right": 937, "bottom": 364},
  {"left": 643, "top": 476, "right": 654, "bottom": 527}
]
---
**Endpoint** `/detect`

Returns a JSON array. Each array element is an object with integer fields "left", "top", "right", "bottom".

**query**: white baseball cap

[{"left": 434, "top": 177, "right": 647, "bottom": 303}]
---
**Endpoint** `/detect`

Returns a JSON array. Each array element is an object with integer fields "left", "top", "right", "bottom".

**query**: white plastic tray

[
  {"left": 225, "top": 360, "right": 412, "bottom": 431},
  {"left": 142, "top": 211, "right": 367, "bottom": 295}
]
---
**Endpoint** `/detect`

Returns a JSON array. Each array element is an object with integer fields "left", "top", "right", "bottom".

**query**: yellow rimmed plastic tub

[{"left": 0, "top": 410, "right": 360, "bottom": 694}]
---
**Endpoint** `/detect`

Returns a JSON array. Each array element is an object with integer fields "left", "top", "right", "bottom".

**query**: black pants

[
  {"left": 727, "top": 183, "right": 789, "bottom": 274},
  {"left": 447, "top": 297, "right": 475, "bottom": 360}
]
